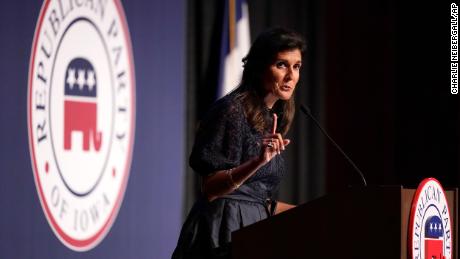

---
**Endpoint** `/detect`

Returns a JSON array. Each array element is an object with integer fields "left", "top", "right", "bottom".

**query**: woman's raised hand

[{"left": 259, "top": 113, "right": 290, "bottom": 165}]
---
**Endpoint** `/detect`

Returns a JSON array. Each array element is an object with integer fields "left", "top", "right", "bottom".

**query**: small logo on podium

[{"left": 409, "top": 178, "right": 453, "bottom": 259}]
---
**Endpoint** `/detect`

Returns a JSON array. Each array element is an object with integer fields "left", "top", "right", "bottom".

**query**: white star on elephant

[
  {"left": 87, "top": 70, "right": 96, "bottom": 91},
  {"left": 66, "top": 68, "right": 76, "bottom": 89},
  {"left": 77, "top": 69, "right": 86, "bottom": 90}
]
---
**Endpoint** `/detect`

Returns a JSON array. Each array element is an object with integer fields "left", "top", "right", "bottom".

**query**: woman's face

[{"left": 262, "top": 49, "right": 302, "bottom": 105}]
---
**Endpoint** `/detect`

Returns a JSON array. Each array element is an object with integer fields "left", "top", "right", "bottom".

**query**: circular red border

[
  {"left": 407, "top": 177, "right": 453, "bottom": 259},
  {"left": 27, "top": 0, "right": 136, "bottom": 251}
]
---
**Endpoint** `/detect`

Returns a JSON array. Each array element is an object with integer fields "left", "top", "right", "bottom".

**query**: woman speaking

[{"left": 172, "top": 27, "right": 306, "bottom": 259}]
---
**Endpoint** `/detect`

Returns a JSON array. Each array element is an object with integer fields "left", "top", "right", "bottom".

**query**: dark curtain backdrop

[{"left": 184, "top": 0, "right": 460, "bottom": 215}]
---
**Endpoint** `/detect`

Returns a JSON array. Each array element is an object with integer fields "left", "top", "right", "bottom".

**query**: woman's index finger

[{"left": 272, "top": 113, "right": 277, "bottom": 134}]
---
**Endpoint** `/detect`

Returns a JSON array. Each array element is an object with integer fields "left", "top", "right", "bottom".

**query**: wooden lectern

[{"left": 232, "top": 186, "right": 458, "bottom": 259}]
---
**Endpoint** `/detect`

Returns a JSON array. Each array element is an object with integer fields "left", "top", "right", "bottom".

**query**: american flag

[{"left": 217, "top": 0, "right": 250, "bottom": 98}]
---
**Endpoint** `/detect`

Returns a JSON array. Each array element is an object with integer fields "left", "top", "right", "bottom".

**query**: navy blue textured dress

[{"left": 172, "top": 93, "right": 286, "bottom": 259}]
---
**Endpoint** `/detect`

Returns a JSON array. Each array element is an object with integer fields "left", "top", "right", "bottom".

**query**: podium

[{"left": 232, "top": 186, "right": 458, "bottom": 259}]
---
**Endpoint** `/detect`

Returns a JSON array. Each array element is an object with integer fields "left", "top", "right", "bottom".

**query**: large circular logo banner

[{"left": 28, "top": 0, "right": 135, "bottom": 251}]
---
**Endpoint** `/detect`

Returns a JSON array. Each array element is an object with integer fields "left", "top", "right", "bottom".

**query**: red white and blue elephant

[{"left": 63, "top": 58, "right": 102, "bottom": 152}]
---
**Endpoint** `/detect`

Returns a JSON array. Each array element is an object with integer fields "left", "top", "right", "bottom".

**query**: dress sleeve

[{"left": 189, "top": 98, "right": 244, "bottom": 176}]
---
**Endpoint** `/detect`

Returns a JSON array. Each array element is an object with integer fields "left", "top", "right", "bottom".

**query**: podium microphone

[{"left": 300, "top": 104, "right": 367, "bottom": 187}]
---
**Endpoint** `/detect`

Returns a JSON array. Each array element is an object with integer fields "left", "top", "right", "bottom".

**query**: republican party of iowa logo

[
  {"left": 27, "top": 0, "right": 135, "bottom": 251},
  {"left": 409, "top": 178, "right": 453, "bottom": 259}
]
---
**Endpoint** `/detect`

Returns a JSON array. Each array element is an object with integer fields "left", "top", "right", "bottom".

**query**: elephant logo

[
  {"left": 424, "top": 216, "right": 444, "bottom": 259},
  {"left": 409, "top": 178, "right": 453, "bottom": 259},
  {"left": 63, "top": 58, "right": 102, "bottom": 152}
]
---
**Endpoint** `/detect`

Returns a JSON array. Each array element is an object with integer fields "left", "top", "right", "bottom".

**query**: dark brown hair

[{"left": 233, "top": 27, "right": 306, "bottom": 135}]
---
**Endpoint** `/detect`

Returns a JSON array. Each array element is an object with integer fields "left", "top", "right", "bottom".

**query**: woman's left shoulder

[{"left": 209, "top": 93, "right": 245, "bottom": 119}]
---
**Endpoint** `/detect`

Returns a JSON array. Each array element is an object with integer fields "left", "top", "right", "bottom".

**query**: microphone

[{"left": 300, "top": 104, "right": 367, "bottom": 187}]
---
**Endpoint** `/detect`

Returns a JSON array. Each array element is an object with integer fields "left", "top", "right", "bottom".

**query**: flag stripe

[
  {"left": 229, "top": 0, "right": 235, "bottom": 50},
  {"left": 217, "top": 0, "right": 250, "bottom": 98}
]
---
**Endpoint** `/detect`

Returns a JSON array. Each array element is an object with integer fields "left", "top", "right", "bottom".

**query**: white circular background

[{"left": 49, "top": 19, "right": 113, "bottom": 196}]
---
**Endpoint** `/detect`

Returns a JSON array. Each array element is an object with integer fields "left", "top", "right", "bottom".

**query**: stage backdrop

[{"left": 0, "top": 0, "right": 185, "bottom": 258}]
